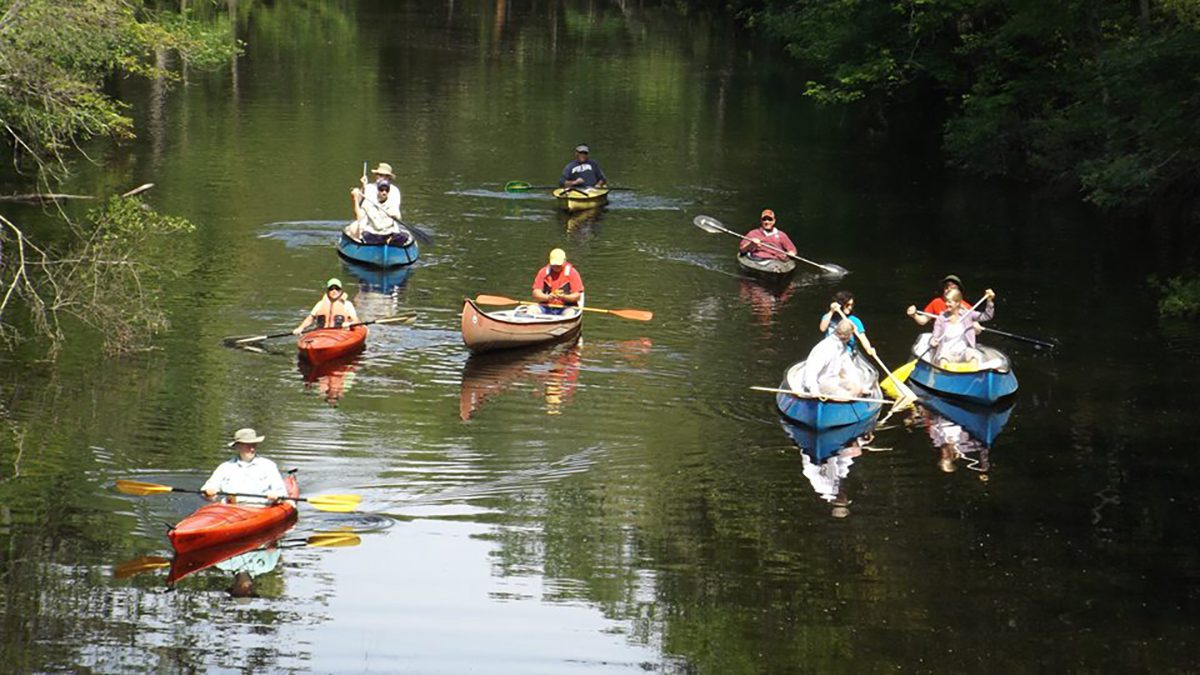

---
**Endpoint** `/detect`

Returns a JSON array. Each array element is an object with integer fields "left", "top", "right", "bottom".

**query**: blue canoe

[
  {"left": 781, "top": 412, "right": 880, "bottom": 463},
  {"left": 336, "top": 231, "right": 418, "bottom": 268},
  {"left": 775, "top": 354, "right": 883, "bottom": 430},
  {"left": 908, "top": 334, "right": 1018, "bottom": 405},
  {"left": 910, "top": 381, "right": 1015, "bottom": 447}
]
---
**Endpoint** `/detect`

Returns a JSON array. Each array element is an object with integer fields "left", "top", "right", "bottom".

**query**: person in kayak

[
  {"left": 201, "top": 428, "right": 287, "bottom": 506},
  {"left": 532, "top": 248, "right": 584, "bottom": 314},
  {"left": 801, "top": 320, "right": 866, "bottom": 398},
  {"left": 739, "top": 209, "right": 797, "bottom": 261},
  {"left": 929, "top": 287, "right": 996, "bottom": 367},
  {"left": 906, "top": 274, "right": 972, "bottom": 326},
  {"left": 293, "top": 278, "right": 359, "bottom": 334},
  {"left": 559, "top": 144, "right": 607, "bottom": 190},
  {"left": 348, "top": 180, "right": 407, "bottom": 245}
]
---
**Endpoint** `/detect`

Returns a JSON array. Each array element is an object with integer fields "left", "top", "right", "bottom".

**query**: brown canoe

[{"left": 461, "top": 297, "right": 583, "bottom": 354}]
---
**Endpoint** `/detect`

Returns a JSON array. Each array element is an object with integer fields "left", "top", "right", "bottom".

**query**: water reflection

[
  {"left": 560, "top": 206, "right": 606, "bottom": 238},
  {"left": 782, "top": 414, "right": 879, "bottom": 518},
  {"left": 906, "top": 382, "right": 1015, "bottom": 478},
  {"left": 298, "top": 354, "right": 359, "bottom": 407},
  {"left": 737, "top": 278, "right": 793, "bottom": 327},
  {"left": 459, "top": 339, "right": 583, "bottom": 419}
]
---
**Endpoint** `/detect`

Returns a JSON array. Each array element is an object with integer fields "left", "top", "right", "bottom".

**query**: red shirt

[
  {"left": 739, "top": 227, "right": 796, "bottom": 261},
  {"left": 532, "top": 263, "right": 584, "bottom": 305},
  {"left": 923, "top": 297, "right": 972, "bottom": 315}
]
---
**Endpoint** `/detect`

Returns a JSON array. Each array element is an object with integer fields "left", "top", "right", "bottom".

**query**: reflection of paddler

[
  {"left": 540, "top": 341, "right": 582, "bottom": 415},
  {"left": 738, "top": 278, "right": 792, "bottom": 326},
  {"left": 300, "top": 357, "right": 358, "bottom": 407},
  {"left": 219, "top": 545, "right": 282, "bottom": 598},
  {"left": 925, "top": 410, "right": 990, "bottom": 479},
  {"left": 799, "top": 431, "right": 872, "bottom": 518}
]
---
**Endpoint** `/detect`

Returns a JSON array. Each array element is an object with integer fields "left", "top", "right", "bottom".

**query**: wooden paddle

[
  {"left": 749, "top": 385, "right": 892, "bottom": 405},
  {"left": 115, "top": 479, "right": 362, "bottom": 513},
  {"left": 112, "top": 531, "right": 361, "bottom": 579},
  {"left": 692, "top": 214, "right": 848, "bottom": 276},
  {"left": 221, "top": 313, "right": 417, "bottom": 346},
  {"left": 474, "top": 294, "right": 653, "bottom": 321}
]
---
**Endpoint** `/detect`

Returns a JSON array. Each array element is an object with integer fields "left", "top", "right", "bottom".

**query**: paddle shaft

[
  {"left": 915, "top": 295, "right": 991, "bottom": 360},
  {"left": 914, "top": 311, "right": 1054, "bottom": 348},
  {"left": 834, "top": 308, "right": 916, "bottom": 403},
  {"left": 702, "top": 219, "right": 839, "bottom": 274},
  {"left": 229, "top": 314, "right": 414, "bottom": 345},
  {"left": 166, "top": 485, "right": 314, "bottom": 504},
  {"left": 750, "top": 386, "right": 892, "bottom": 405}
]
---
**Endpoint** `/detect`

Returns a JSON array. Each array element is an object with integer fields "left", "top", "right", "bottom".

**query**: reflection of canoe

[
  {"left": 460, "top": 297, "right": 583, "bottom": 354},
  {"left": 336, "top": 232, "right": 418, "bottom": 268},
  {"left": 737, "top": 254, "right": 796, "bottom": 281},
  {"left": 552, "top": 187, "right": 609, "bottom": 212},
  {"left": 910, "top": 380, "right": 1015, "bottom": 447},
  {"left": 297, "top": 325, "right": 368, "bottom": 364},
  {"left": 909, "top": 334, "right": 1018, "bottom": 405},
  {"left": 167, "top": 518, "right": 293, "bottom": 585},
  {"left": 341, "top": 257, "right": 413, "bottom": 293},
  {"left": 459, "top": 338, "right": 582, "bottom": 420},
  {"left": 775, "top": 355, "right": 882, "bottom": 429},
  {"left": 168, "top": 474, "right": 299, "bottom": 555},
  {"left": 781, "top": 412, "right": 879, "bottom": 462}
]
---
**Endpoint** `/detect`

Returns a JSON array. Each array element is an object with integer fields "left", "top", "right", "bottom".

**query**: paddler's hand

[
  {"left": 201, "top": 489, "right": 219, "bottom": 501},
  {"left": 984, "top": 288, "right": 996, "bottom": 301},
  {"left": 751, "top": 237, "right": 761, "bottom": 245},
  {"left": 351, "top": 187, "right": 363, "bottom": 199},
  {"left": 829, "top": 301, "right": 842, "bottom": 314},
  {"left": 292, "top": 327, "right": 303, "bottom": 335},
  {"left": 906, "top": 305, "right": 917, "bottom": 317}
]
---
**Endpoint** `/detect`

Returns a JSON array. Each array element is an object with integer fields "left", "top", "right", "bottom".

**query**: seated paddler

[
  {"left": 348, "top": 179, "right": 408, "bottom": 245},
  {"left": 201, "top": 428, "right": 287, "bottom": 506},
  {"left": 293, "top": 278, "right": 359, "bottom": 334},
  {"left": 929, "top": 287, "right": 995, "bottom": 368},
  {"left": 801, "top": 320, "right": 866, "bottom": 399},
  {"left": 559, "top": 144, "right": 606, "bottom": 191},
  {"left": 531, "top": 248, "right": 584, "bottom": 315},
  {"left": 739, "top": 209, "right": 796, "bottom": 261}
]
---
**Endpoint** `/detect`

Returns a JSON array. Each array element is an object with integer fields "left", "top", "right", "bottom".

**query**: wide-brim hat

[
  {"left": 548, "top": 248, "right": 567, "bottom": 265},
  {"left": 370, "top": 162, "right": 395, "bottom": 177},
  {"left": 229, "top": 428, "right": 265, "bottom": 447}
]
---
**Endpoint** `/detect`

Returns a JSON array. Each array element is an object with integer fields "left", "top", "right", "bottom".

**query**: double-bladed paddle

[
  {"left": 912, "top": 310, "right": 1057, "bottom": 349},
  {"left": 473, "top": 294, "right": 653, "bottom": 321},
  {"left": 692, "top": 214, "right": 848, "bottom": 276},
  {"left": 115, "top": 479, "right": 362, "bottom": 513},
  {"left": 221, "top": 312, "right": 417, "bottom": 346},
  {"left": 504, "top": 181, "right": 633, "bottom": 193}
]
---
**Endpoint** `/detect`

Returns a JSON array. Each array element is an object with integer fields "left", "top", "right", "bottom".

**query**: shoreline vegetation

[{"left": 0, "top": 0, "right": 238, "bottom": 354}]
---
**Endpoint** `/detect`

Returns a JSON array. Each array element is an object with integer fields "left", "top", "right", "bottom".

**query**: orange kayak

[
  {"left": 167, "top": 515, "right": 295, "bottom": 585},
  {"left": 297, "top": 324, "right": 368, "bottom": 364},
  {"left": 168, "top": 474, "right": 299, "bottom": 554}
]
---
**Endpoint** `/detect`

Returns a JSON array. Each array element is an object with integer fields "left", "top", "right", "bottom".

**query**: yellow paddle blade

[
  {"left": 115, "top": 479, "right": 175, "bottom": 496},
  {"left": 306, "top": 532, "right": 362, "bottom": 548},
  {"left": 113, "top": 555, "right": 171, "bottom": 579},
  {"left": 880, "top": 361, "right": 917, "bottom": 400},
  {"left": 474, "top": 294, "right": 520, "bottom": 306},
  {"left": 306, "top": 494, "right": 362, "bottom": 513},
  {"left": 594, "top": 307, "right": 654, "bottom": 321}
]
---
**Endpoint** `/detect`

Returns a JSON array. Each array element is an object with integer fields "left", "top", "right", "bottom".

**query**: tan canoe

[
  {"left": 461, "top": 298, "right": 583, "bottom": 354},
  {"left": 552, "top": 187, "right": 609, "bottom": 212}
]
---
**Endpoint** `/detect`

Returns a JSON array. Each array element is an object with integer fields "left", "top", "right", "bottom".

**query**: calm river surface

[{"left": 1, "top": 1, "right": 1197, "bottom": 672}]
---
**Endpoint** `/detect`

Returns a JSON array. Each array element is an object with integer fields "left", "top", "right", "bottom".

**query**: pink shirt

[{"left": 739, "top": 227, "right": 796, "bottom": 261}]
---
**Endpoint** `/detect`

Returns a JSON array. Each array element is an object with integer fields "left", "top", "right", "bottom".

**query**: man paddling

[
  {"left": 360, "top": 162, "right": 401, "bottom": 214},
  {"left": 293, "top": 278, "right": 359, "bottom": 334},
  {"left": 201, "top": 428, "right": 287, "bottom": 506},
  {"left": 739, "top": 209, "right": 797, "bottom": 261},
  {"left": 559, "top": 144, "right": 607, "bottom": 190},
  {"left": 532, "top": 248, "right": 584, "bottom": 314},
  {"left": 801, "top": 320, "right": 866, "bottom": 398}
]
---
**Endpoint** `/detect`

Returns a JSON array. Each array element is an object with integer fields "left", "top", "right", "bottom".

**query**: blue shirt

[
  {"left": 825, "top": 314, "right": 864, "bottom": 350},
  {"left": 559, "top": 160, "right": 606, "bottom": 188}
]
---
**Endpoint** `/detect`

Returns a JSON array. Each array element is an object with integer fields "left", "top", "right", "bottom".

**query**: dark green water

[{"left": 1, "top": 1, "right": 1197, "bottom": 672}]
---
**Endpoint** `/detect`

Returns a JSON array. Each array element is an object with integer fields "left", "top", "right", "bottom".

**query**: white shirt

[
  {"left": 357, "top": 197, "right": 402, "bottom": 235},
  {"left": 364, "top": 182, "right": 402, "bottom": 219},
  {"left": 802, "top": 333, "right": 853, "bottom": 394},
  {"left": 201, "top": 455, "right": 287, "bottom": 505}
]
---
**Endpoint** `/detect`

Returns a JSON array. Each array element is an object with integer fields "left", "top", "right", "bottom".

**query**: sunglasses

[{"left": 761, "top": 217, "right": 775, "bottom": 223}]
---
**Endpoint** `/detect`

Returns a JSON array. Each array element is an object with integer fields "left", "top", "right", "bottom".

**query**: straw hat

[
  {"left": 370, "top": 162, "right": 395, "bottom": 177},
  {"left": 229, "top": 428, "right": 265, "bottom": 447}
]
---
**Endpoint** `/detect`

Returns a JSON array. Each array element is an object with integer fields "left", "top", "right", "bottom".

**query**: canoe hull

[
  {"left": 336, "top": 232, "right": 418, "bottom": 268},
  {"left": 781, "top": 412, "right": 880, "bottom": 462},
  {"left": 775, "top": 356, "right": 882, "bottom": 430},
  {"left": 168, "top": 475, "right": 299, "bottom": 555},
  {"left": 737, "top": 254, "right": 796, "bottom": 281},
  {"left": 908, "top": 336, "right": 1018, "bottom": 405},
  {"left": 552, "top": 187, "right": 609, "bottom": 212},
  {"left": 461, "top": 298, "right": 582, "bottom": 354},
  {"left": 298, "top": 324, "right": 368, "bottom": 364}
]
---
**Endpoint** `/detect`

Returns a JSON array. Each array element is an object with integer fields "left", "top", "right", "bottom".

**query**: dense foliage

[{"left": 701, "top": 0, "right": 1200, "bottom": 212}]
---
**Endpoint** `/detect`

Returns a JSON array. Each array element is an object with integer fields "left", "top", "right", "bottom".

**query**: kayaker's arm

[{"left": 907, "top": 305, "right": 933, "bottom": 326}]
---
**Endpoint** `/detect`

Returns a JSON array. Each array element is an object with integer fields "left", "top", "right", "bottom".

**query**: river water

[{"left": 1, "top": 1, "right": 1197, "bottom": 672}]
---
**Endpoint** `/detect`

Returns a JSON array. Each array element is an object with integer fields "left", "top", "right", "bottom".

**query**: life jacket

[
  {"left": 315, "top": 293, "right": 352, "bottom": 328},
  {"left": 539, "top": 263, "right": 579, "bottom": 305}
]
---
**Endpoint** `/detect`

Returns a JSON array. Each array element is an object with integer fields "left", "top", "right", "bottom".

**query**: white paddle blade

[
  {"left": 820, "top": 263, "right": 850, "bottom": 277},
  {"left": 692, "top": 215, "right": 727, "bottom": 234}
]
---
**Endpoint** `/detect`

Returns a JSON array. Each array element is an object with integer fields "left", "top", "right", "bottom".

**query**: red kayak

[
  {"left": 167, "top": 516, "right": 294, "bottom": 585},
  {"left": 297, "top": 324, "right": 368, "bottom": 364},
  {"left": 168, "top": 474, "right": 300, "bottom": 554}
]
